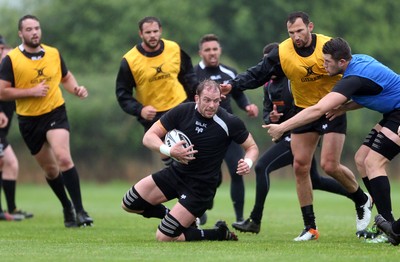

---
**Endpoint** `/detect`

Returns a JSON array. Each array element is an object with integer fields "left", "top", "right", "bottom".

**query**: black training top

[
  {"left": 194, "top": 61, "right": 250, "bottom": 114},
  {"left": 160, "top": 102, "right": 249, "bottom": 184}
]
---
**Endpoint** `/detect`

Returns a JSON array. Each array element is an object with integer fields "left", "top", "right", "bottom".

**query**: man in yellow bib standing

[
  {"left": 0, "top": 15, "right": 93, "bottom": 227},
  {"left": 221, "top": 11, "right": 371, "bottom": 241},
  {"left": 115, "top": 16, "right": 198, "bottom": 166}
]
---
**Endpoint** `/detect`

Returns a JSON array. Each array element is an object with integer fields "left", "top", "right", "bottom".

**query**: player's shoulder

[{"left": 219, "top": 63, "right": 237, "bottom": 74}]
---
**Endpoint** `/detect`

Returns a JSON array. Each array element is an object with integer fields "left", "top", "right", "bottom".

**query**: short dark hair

[
  {"left": 18, "top": 14, "right": 40, "bottom": 31},
  {"left": 263, "top": 42, "right": 279, "bottom": 55},
  {"left": 286, "top": 11, "right": 310, "bottom": 25},
  {"left": 138, "top": 16, "right": 162, "bottom": 32},
  {"left": 198, "top": 34, "right": 220, "bottom": 49},
  {"left": 196, "top": 79, "right": 221, "bottom": 96},
  {"left": 322, "top": 37, "right": 352, "bottom": 61},
  {"left": 0, "top": 35, "right": 5, "bottom": 45}
]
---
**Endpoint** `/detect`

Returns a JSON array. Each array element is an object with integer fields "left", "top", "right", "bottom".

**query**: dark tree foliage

[{"left": 1, "top": 0, "right": 399, "bottom": 180}]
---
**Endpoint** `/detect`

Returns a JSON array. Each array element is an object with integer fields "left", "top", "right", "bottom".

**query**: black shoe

[
  {"left": 76, "top": 210, "right": 93, "bottom": 227},
  {"left": 214, "top": 220, "right": 238, "bottom": 241},
  {"left": 232, "top": 218, "right": 260, "bottom": 234},
  {"left": 0, "top": 211, "right": 23, "bottom": 221},
  {"left": 63, "top": 206, "right": 78, "bottom": 228},
  {"left": 11, "top": 209, "right": 34, "bottom": 219},
  {"left": 356, "top": 224, "right": 383, "bottom": 239},
  {"left": 198, "top": 212, "right": 207, "bottom": 225},
  {"left": 375, "top": 214, "right": 400, "bottom": 246}
]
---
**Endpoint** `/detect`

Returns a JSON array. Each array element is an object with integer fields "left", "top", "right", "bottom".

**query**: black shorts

[
  {"left": 152, "top": 167, "right": 218, "bottom": 217},
  {"left": 18, "top": 104, "right": 70, "bottom": 155},
  {"left": 292, "top": 110, "right": 347, "bottom": 135},
  {"left": 365, "top": 114, "right": 400, "bottom": 160}
]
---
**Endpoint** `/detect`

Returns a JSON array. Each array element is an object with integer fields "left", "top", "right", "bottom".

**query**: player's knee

[
  {"left": 57, "top": 155, "right": 73, "bottom": 170},
  {"left": 354, "top": 150, "right": 365, "bottom": 170},
  {"left": 320, "top": 160, "right": 339, "bottom": 175},
  {"left": 157, "top": 212, "right": 184, "bottom": 241},
  {"left": 122, "top": 186, "right": 150, "bottom": 212},
  {"left": 156, "top": 229, "right": 175, "bottom": 241}
]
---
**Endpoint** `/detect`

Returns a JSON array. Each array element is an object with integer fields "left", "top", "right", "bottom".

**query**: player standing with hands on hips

[
  {"left": 121, "top": 79, "right": 258, "bottom": 241},
  {"left": 0, "top": 15, "right": 93, "bottom": 227}
]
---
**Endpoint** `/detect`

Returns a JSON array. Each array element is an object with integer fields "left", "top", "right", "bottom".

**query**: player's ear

[
  {"left": 308, "top": 22, "right": 314, "bottom": 32},
  {"left": 195, "top": 94, "right": 199, "bottom": 103}
]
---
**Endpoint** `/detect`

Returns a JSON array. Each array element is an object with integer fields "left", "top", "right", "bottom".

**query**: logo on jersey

[
  {"left": 149, "top": 63, "right": 171, "bottom": 82},
  {"left": 300, "top": 64, "right": 323, "bottom": 82},
  {"left": 31, "top": 67, "right": 52, "bottom": 84},
  {"left": 322, "top": 123, "right": 328, "bottom": 130},
  {"left": 195, "top": 121, "right": 207, "bottom": 134},
  {"left": 210, "top": 74, "right": 222, "bottom": 81}
]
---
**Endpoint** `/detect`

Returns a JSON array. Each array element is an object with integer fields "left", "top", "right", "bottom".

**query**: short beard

[
  {"left": 143, "top": 40, "right": 159, "bottom": 51},
  {"left": 25, "top": 41, "right": 41, "bottom": 49}
]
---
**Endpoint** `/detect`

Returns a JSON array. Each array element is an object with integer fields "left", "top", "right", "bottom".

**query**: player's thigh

[
  {"left": 169, "top": 202, "right": 196, "bottom": 228},
  {"left": 320, "top": 132, "right": 345, "bottom": 164},
  {"left": 46, "top": 129, "right": 71, "bottom": 156},
  {"left": 135, "top": 175, "right": 167, "bottom": 204},
  {"left": 290, "top": 132, "right": 319, "bottom": 165}
]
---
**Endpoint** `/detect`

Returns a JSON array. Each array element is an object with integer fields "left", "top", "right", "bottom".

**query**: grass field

[{"left": 1, "top": 178, "right": 400, "bottom": 261}]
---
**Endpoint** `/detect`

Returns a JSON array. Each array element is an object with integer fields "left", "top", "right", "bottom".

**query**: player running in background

[
  {"left": 115, "top": 16, "right": 198, "bottom": 166},
  {"left": 0, "top": 15, "right": 93, "bottom": 227},
  {"left": 0, "top": 35, "right": 33, "bottom": 221},
  {"left": 194, "top": 34, "right": 258, "bottom": 224}
]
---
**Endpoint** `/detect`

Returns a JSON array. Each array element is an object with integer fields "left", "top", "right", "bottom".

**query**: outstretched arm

[{"left": 264, "top": 92, "right": 348, "bottom": 141}]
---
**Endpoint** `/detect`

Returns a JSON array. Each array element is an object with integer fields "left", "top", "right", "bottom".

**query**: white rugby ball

[{"left": 164, "top": 129, "right": 194, "bottom": 160}]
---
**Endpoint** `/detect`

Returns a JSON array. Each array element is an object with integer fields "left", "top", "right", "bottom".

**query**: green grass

[{"left": 1, "top": 179, "right": 400, "bottom": 261}]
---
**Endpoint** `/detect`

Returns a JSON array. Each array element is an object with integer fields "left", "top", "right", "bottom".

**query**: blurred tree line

[{"left": 0, "top": 0, "right": 399, "bottom": 182}]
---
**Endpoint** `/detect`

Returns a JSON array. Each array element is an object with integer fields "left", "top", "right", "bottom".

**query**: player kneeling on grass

[{"left": 121, "top": 79, "right": 258, "bottom": 241}]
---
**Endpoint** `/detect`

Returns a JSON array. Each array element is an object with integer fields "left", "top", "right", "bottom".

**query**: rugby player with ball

[{"left": 121, "top": 79, "right": 258, "bottom": 241}]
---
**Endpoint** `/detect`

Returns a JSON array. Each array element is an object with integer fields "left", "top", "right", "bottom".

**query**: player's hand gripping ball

[{"left": 165, "top": 129, "right": 194, "bottom": 161}]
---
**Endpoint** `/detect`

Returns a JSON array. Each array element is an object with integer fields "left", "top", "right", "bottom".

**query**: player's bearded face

[
  {"left": 141, "top": 22, "right": 161, "bottom": 50},
  {"left": 22, "top": 34, "right": 41, "bottom": 48},
  {"left": 200, "top": 41, "right": 221, "bottom": 67},
  {"left": 20, "top": 19, "right": 42, "bottom": 49},
  {"left": 287, "top": 18, "right": 313, "bottom": 49}
]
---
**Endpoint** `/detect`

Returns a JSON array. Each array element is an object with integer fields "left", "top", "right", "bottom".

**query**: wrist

[
  {"left": 244, "top": 158, "right": 253, "bottom": 169},
  {"left": 159, "top": 144, "right": 171, "bottom": 157}
]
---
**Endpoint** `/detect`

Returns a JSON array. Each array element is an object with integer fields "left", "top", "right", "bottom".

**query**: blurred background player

[
  {"left": 0, "top": 16, "right": 93, "bottom": 227},
  {"left": 194, "top": 34, "right": 258, "bottom": 224},
  {"left": 0, "top": 34, "right": 33, "bottom": 221},
  {"left": 115, "top": 16, "right": 198, "bottom": 166}
]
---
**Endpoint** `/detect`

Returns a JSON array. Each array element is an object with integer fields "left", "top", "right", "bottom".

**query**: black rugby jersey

[
  {"left": 160, "top": 102, "right": 249, "bottom": 184},
  {"left": 194, "top": 62, "right": 250, "bottom": 114}
]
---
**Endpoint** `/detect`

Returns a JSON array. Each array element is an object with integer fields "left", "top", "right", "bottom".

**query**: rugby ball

[{"left": 164, "top": 129, "right": 194, "bottom": 160}]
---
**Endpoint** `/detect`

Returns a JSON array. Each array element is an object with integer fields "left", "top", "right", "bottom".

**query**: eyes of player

[{"left": 202, "top": 97, "right": 220, "bottom": 104}]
